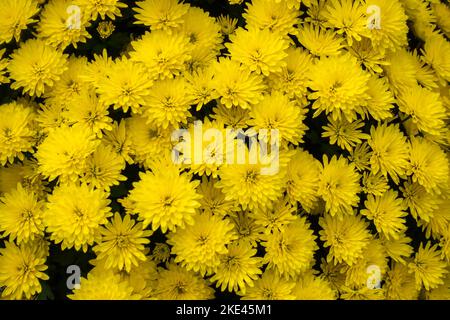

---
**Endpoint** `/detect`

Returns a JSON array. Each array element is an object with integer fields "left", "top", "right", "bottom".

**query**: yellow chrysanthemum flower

[
  {"left": 342, "top": 238, "right": 388, "bottom": 287},
  {"left": 216, "top": 147, "right": 290, "bottom": 211},
  {"left": 211, "top": 102, "right": 251, "bottom": 128},
  {"left": 75, "top": 0, "right": 127, "bottom": 21},
  {"left": 36, "top": 125, "right": 99, "bottom": 182},
  {"left": 397, "top": 85, "right": 446, "bottom": 136},
  {"left": 345, "top": 244, "right": 386, "bottom": 286},
  {"left": 417, "top": 198, "right": 450, "bottom": 240},
  {"left": 363, "top": 0, "right": 409, "bottom": 53},
  {"left": 217, "top": 14, "right": 238, "bottom": 35},
  {"left": 319, "top": 214, "right": 372, "bottom": 266},
  {"left": 212, "top": 58, "right": 266, "bottom": 109},
  {"left": 426, "top": 272, "right": 450, "bottom": 300},
  {"left": 197, "top": 177, "right": 235, "bottom": 217},
  {"left": 143, "top": 77, "right": 193, "bottom": 129},
  {"left": 304, "top": 0, "right": 328, "bottom": 27},
  {"left": 367, "top": 123, "right": 409, "bottom": 184},
  {"left": 308, "top": 53, "right": 370, "bottom": 121},
  {"left": 68, "top": 267, "right": 140, "bottom": 300},
  {"left": 361, "top": 171, "right": 389, "bottom": 196},
  {"left": 0, "top": 102, "right": 35, "bottom": 166},
  {"left": 383, "top": 49, "right": 439, "bottom": 94},
  {"left": 149, "top": 243, "right": 170, "bottom": 264},
  {"left": 285, "top": 149, "right": 321, "bottom": 212},
  {"left": 118, "top": 195, "right": 138, "bottom": 216},
  {"left": 240, "top": 270, "right": 295, "bottom": 300},
  {"left": 0, "top": 160, "right": 47, "bottom": 199},
  {"left": 408, "top": 242, "right": 448, "bottom": 290},
  {"left": 0, "top": 49, "right": 8, "bottom": 84},
  {"left": 0, "top": 184, "right": 45, "bottom": 244},
  {"left": 385, "top": 262, "right": 419, "bottom": 300},
  {"left": 102, "top": 120, "right": 135, "bottom": 164},
  {"left": 0, "top": 241, "right": 49, "bottom": 300},
  {"left": 0, "top": 0, "right": 39, "bottom": 45},
  {"left": 27, "top": 235, "right": 50, "bottom": 259},
  {"left": 320, "top": 258, "right": 347, "bottom": 292},
  {"left": 93, "top": 213, "right": 152, "bottom": 272},
  {"left": 8, "top": 39, "right": 68, "bottom": 97},
  {"left": 130, "top": 30, "right": 191, "bottom": 80},
  {"left": 37, "top": 0, "right": 92, "bottom": 49},
  {"left": 317, "top": 155, "right": 361, "bottom": 217},
  {"left": 64, "top": 90, "right": 113, "bottom": 138},
  {"left": 247, "top": 91, "right": 307, "bottom": 145},
  {"left": 297, "top": 23, "right": 344, "bottom": 57},
  {"left": 185, "top": 66, "right": 219, "bottom": 110},
  {"left": 181, "top": 7, "right": 223, "bottom": 68},
  {"left": 97, "top": 21, "right": 115, "bottom": 39},
  {"left": 96, "top": 57, "right": 153, "bottom": 114},
  {"left": 432, "top": 2, "right": 450, "bottom": 37},
  {"left": 362, "top": 75, "right": 395, "bottom": 121},
  {"left": 36, "top": 100, "right": 70, "bottom": 133},
  {"left": 251, "top": 197, "right": 296, "bottom": 234},
  {"left": 349, "top": 142, "right": 372, "bottom": 171},
  {"left": 322, "top": 0, "right": 367, "bottom": 46},
  {"left": 275, "top": 0, "right": 302, "bottom": 10},
  {"left": 226, "top": 27, "right": 288, "bottom": 76},
  {"left": 175, "top": 119, "right": 233, "bottom": 178},
  {"left": 117, "top": 259, "right": 159, "bottom": 299},
  {"left": 440, "top": 229, "right": 450, "bottom": 263},
  {"left": 263, "top": 216, "right": 318, "bottom": 278},
  {"left": 322, "top": 117, "right": 370, "bottom": 152},
  {"left": 361, "top": 190, "right": 407, "bottom": 240},
  {"left": 244, "top": 0, "right": 300, "bottom": 36},
  {"left": 421, "top": 33, "right": 450, "bottom": 84},
  {"left": 128, "top": 165, "right": 202, "bottom": 233},
  {"left": 167, "top": 213, "right": 237, "bottom": 276},
  {"left": 292, "top": 272, "right": 337, "bottom": 300},
  {"left": 401, "top": 181, "right": 440, "bottom": 222},
  {"left": 228, "top": 211, "right": 265, "bottom": 247},
  {"left": 340, "top": 285, "right": 385, "bottom": 300},
  {"left": 380, "top": 233, "right": 413, "bottom": 264},
  {"left": 79, "top": 49, "right": 113, "bottom": 87},
  {"left": 44, "top": 183, "right": 112, "bottom": 252},
  {"left": 155, "top": 263, "right": 214, "bottom": 300},
  {"left": 268, "top": 47, "right": 313, "bottom": 102},
  {"left": 134, "top": 0, "right": 189, "bottom": 33},
  {"left": 80, "top": 144, "right": 126, "bottom": 191},
  {"left": 0, "top": 163, "right": 31, "bottom": 195},
  {"left": 126, "top": 115, "right": 173, "bottom": 167},
  {"left": 347, "top": 38, "right": 389, "bottom": 74},
  {"left": 45, "top": 56, "right": 89, "bottom": 104},
  {"left": 210, "top": 242, "right": 262, "bottom": 294},
  {"left": 407, "top": 137, "right": 449, "bottom": 195}
]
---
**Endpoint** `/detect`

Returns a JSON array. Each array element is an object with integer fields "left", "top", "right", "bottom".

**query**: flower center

[
  {"left": 116, "top": 234, "right": 129, "bottom": 248},
  {"left": 22, "top": 209, "right": 34, "bottom": 220},
  {"left": 245, "top": 170, "right": 258, "bottom": 183},
  {"left": 197, "top": 235, "right": 209, "bottom": 245},
  {"left": 175, "top": 281, "right": 186, "bottom": 294},
  {"left": 74, "top": 207, "right": 85, "bottom": 218},
  {"left": 162, "top": 196, "right": 174, "bottom": 207}
]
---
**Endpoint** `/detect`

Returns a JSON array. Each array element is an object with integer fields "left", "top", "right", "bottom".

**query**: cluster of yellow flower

[{"left": 0, "top": 0, "right": 449, "bottom": 300}]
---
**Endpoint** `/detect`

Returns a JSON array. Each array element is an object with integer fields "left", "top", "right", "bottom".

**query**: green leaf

[{"left": 36, "top": 281, "right": 54, "bottom": 300}]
